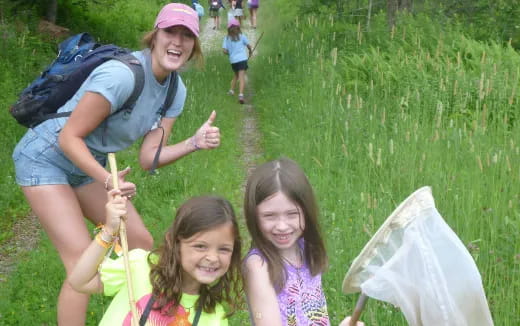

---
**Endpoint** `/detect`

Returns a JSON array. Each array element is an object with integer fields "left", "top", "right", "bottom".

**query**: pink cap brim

[
  {"left": 154, "top": 3, "right": 200, "bottom": 37},
  {"left": 156, "top": 20, "right": 199, "bottom": 37}
]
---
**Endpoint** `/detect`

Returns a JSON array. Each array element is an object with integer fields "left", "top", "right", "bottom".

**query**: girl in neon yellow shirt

[{"left": 70, "top": 192, "right": 242, "bottom": 325}]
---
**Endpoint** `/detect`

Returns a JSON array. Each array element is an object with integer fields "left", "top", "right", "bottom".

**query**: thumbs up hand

[{"left": 192, "top": 110, "right": 220, "bottom": 150}]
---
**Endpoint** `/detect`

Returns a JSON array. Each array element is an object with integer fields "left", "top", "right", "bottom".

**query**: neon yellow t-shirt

[{"left": 99, "top": 249, "right": 228, "bottom": 326}]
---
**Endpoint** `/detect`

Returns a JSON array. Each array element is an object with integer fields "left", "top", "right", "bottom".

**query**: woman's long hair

[
  {"left": 148, "top": 196, "right": 242, "bottom": 317},
  {"left": 244, "top": 158, "right": 328, "bottom": 292}
]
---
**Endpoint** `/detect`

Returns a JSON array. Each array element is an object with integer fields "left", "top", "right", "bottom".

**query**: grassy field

[
  {"left": 1, "top": 0, "right": 519, "bottom": 325},
  {"left": 250, "top": 3, "right": 520, "bottom": 325}
]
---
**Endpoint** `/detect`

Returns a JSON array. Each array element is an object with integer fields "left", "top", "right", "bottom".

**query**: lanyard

[{"left": 139, "top": 296, "right": 203, "bottom": 326}]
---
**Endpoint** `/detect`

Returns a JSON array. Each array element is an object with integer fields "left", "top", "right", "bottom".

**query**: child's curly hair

[{"left": 148, "top": 195, "right": 243, "bottom": 318}]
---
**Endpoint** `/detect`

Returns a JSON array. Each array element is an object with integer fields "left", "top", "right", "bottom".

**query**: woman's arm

[
  {"left": 69, "top": 190, "right": 127, "bottom": 293},
  {"left": 139, "top": 110, "right": 220, "bottom": 170},
  {"left": 59, "top": 92, "right": 136, "bottom": 194},
  {"left": 244, "top": 255, "right": 283, "bottom": 326},
  {"left": 59, "top": 92, "right": 112, "bottom": 184}
]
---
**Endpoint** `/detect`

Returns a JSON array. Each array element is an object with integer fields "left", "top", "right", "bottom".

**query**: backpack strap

[
  {"left": 112, "top": 53, "right": 145, "bottom": 112},
  {"left": 158, "top": 72, "right": 179, "bottom": 117},
  {"left": 192, "top": 300, "right": 203, "bottom": 326},
  {"left": 149, "top": 72, "right": 178, "bottom": 175},
  {"left": 139, "top": 295, "right": 155, "bottom": 326},
  {"left": 38, "top": 51, "right": 145, "bottom": 126},
  {"left": 100, "top": 53, "right": 145, "bottom": 146}
]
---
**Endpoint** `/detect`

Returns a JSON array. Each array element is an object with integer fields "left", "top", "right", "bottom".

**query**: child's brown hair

[
  {"left": 244, "top": 158, "right": 328, "bottom": 292},
  {"left": 149, "top": 195, "right": 242, "bottom": 316}
]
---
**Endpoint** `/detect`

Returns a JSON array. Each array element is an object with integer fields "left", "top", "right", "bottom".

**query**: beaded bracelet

[
  {"left": 100, "top": 228, "right": 117, "bottom": 242},
  {"left": 95, "top": 233, "right": 113, "bottom": 249}
]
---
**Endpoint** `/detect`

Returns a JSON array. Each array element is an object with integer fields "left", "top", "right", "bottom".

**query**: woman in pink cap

[{"left": 11, "top": 3, "right": 219, "bottom": 325}]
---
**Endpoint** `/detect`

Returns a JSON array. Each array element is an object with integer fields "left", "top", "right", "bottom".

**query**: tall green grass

[
  {"left": 250, "top": 3, "right": 519, "bottom": 325},
  {"left": 2, "top": 0, "right": 519, "bottom": 325}
]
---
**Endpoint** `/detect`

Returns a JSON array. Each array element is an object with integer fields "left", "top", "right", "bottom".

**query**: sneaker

[
  {"left": 227, "top": 90, "right": 234, "bottom": 95},
  {"left": 238, "top": 94, "right": 245, "bottom": 104}
]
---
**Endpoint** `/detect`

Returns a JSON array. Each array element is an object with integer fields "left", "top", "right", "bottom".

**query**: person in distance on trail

[
  {"left": 229, "top": 0, "right": 245, "bottom": 26},
  {"left": 192, "top": 0, "right": 205, "bottom": 20},
  {"left": 247, "top": 0, "right": 259, "bottom": 29},
  {"left": 209, "top": 0, "right": 226, "bottom": 29},
  {"left": 11, "top": 3, "right": 219, "bottom": 325},
  {"left": 242, "top": 158, "right": 364, "bottom": 326},
  {"left": 222, "top": 18, "right": 252, "bottom": 104},
  {"left": 69, "top": 194, "right": 242, "bottom": 325}
]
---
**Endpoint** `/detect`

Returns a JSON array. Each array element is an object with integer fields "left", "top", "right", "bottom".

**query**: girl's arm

[
  {"left": 69, "top": 190, "right": 127, "bottom": 294},
  {"left": 138, "top": 110, "right": 220, "bottom": 170},
  {"left": 59, "top": 92, "right": 135, "bottom": 195},
  {"left": 244, "top": 255, "right": 283, "bottom": 326}
]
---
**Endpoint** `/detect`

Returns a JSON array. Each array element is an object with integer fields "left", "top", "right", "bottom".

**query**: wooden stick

[
  {"left": 249, "top": 31, "right": 264, "bottom": 59},
  {"left": 349, "top": 293, "right": 369, "bottom": 326},
  {"left": 108, "top": 153, "right": 138, "bottom": 326}
]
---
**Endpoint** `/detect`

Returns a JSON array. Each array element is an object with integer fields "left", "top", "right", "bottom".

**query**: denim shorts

[{"left": 12, "top": 120, "right": 107, "bottom": 188}]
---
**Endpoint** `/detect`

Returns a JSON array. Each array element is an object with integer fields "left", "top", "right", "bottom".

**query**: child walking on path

[
  {"left": 69, "top": 193, "right": 242, "bottom": 325},
  {"left": 242, "top": 158, "right": 364, "bottom": 326},
  {"left": 222, "top": 19, "right": 252, "bottom": 104}
]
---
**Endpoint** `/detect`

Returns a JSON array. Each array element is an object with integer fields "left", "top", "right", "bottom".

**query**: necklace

[{"left": 281, "top": 248, "right": 304, "bottom": 283}]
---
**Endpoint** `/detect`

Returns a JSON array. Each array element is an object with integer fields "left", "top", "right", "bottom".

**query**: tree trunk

[
  {"left": 46, "top": 0, "right": 57, "bottom": 23},
  {"left": 367, "top": 0, "right": 373, "bottom": 31},
  {"left": 400, "top": 0, "right": 411, "bottom": 11},
  {"left": 387, "top": 0, "right": 398, "bottom": 28}
]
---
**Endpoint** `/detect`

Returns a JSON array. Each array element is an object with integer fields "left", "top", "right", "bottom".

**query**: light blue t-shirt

[
  {"left": 222, "top": 34, "right": 250, "bottom": 64},
  {"left": 54, "top": 49, "right": 187, "bottom": 153}
]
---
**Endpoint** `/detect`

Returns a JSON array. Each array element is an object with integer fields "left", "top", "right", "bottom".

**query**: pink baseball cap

[
  {"left": 154, "top": 3, "right": 199, "bottom": 37},
  {"left": 227, "top": 18, "right": 240, "bottom": 29}
]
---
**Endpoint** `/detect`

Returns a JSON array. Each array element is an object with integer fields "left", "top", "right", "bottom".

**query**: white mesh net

[{"left": 342, "top": 187, "right": 494, "bottom": 326}]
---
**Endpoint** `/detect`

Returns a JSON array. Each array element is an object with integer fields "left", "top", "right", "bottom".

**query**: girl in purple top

[{"left": 242, "top": 158, "right": 364, "bottom": 326}]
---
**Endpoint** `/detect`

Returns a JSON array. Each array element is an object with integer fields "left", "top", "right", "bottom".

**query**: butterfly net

[{"left": 342, "top": 187, "right": 494, "bottom": 326}]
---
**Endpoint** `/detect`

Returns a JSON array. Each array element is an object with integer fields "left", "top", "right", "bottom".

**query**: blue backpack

[{"left": 10, "top": 32, "right": 178, "bottom": 129}]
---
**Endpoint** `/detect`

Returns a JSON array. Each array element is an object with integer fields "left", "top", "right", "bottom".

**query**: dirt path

[
  {"left": 199, "top": 17, "right": 263, "bottom": 185},
  {"left": 0, "top": 214, "right": 40, "bottom": 282}
]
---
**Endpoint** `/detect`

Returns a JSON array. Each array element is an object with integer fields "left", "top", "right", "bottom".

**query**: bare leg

[
  {"left": 238, "top": 70, "right": 246, "bottom": 96},
  {"left": 230, "top": 71, "right": 238, "bottom": 93},
  {"left": 22, "top": 180, "right": 153, "bottom": 325},
  {"left": 251, "top": 8, "right": 257, "bottom": 28},
  {"left": 74, "top": 181, "right": 153, "bottom": 250},
  {"left": 23, "top": 185, "right": 91, "bottom": 326}
]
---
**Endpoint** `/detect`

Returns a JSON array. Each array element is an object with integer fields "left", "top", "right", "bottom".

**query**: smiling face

[
  {"left": 151, "top": 26, "right": 195, "bottom": 82},
  {"left": 179, "top": 221, "right": 235, "bottom": 294},
  {"left": 256, "top": 191, "right": 305, "bottom": 257}
]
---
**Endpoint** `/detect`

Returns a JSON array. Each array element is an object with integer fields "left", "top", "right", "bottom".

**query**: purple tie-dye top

[{"left": 245, "top": 242, "right": 330, "bottom": 326}]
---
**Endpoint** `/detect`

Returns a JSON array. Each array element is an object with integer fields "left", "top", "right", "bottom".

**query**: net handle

[{"left": 349, "top": 293, "right": 369, "bottom": 326}]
